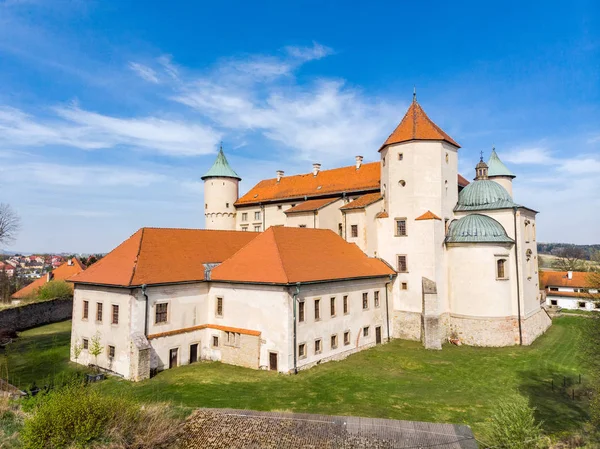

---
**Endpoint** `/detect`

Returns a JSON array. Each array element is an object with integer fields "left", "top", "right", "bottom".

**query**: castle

[{"left": 69, "top": 98, "right": 551, "bottom": 380}]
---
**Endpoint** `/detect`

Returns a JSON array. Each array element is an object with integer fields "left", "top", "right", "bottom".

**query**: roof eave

[{"left": 378, "top": 138, "right": 461, "bottom": 152}]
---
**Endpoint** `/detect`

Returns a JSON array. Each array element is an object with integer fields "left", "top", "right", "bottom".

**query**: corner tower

[
  {"left": 201, "top": 146, "right": 241, "bottom": 230},
  {"left": 487, "top": 148, "right": 516, "bottom": 197}
]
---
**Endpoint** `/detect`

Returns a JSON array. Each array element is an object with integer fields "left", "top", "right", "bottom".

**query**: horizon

[{"left": 0, "top": 1, "right": 598, "bottom": 252}]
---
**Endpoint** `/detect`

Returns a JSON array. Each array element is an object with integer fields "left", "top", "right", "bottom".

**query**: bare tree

[
  {"left": 552, "top": 247, "right": 586, "bottom": 271},
  {"left": 0, "top": 203, "right": 21, "bottom": 246}
]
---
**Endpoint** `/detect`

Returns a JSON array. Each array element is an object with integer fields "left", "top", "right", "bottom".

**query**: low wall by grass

[{"left": 0, "top": 297, "right": 72, "bottom": 333}]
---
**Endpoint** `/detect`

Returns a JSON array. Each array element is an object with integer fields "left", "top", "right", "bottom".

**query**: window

[
  {"left": 363, "top": 326, "right": 369, "bottom": 337},
  {"left": 108, "top": 345, "right": 115, "bottom": 359},
  {"left": 331, "top": 334, "right": 338, "bottom": 349},
  {"left": 314, "top": 299, "right": 321, "bottom": 320},
  {"left": 382, "top": 157, "right": 385, "bottom": 167},
  {"left": 395, "top": 219, "right": 407, "bottom": 236},
  {"left": 338, "top": 223, "right": 343, "bottom": 236},
  {"left": 344, "top": 331, "right": 350, "bottom": 346},
  {"left": 212, "top": 336, "right": 219, "bottom": 347},
  {"left": 299, "top": 224, "right": 307, "bottom": 228},
  {"left": 351, "top": 225, "right": 358, "bottom": 238},
  {"left": 96, "top": 303, "right": 103, "bottom": 322},
  {"left": 595, "top": 303, "right": 600, "bottom": 310},
  {"left": 82, "top": 338, "right": 88, "bottom": 350},
  {"left": 216, "top": 297, "right": 223, "bottom": 317},
  {"left": 315, "top": 338, "right": 322, "bottom": 354},
  {"left": 278, "top": 205, "right": 282, "bottom": 210},
  {"left": 399, "top": 180, "right": 406, "bottom": 187},
  {"left": 330, "top": 297, "right": 336, "bottom": 317},
  {"left": 374, "top": 291, "right": 380, "bottom": 308},
  {"left": 397, "top": 255, "right": 408, "bottom": 272},
  {"left": 205, "top": 203, "right": 208, "bottom": 209},
  {"left": 254, "top": 211, "right": 261, "bottom": 221},
  {"left": 550, "top": 300, "right": 558, "bottom": 306},
  {"left": 241, "top": 212, "right": 248, "bottom": 221},
  {"left": 401, "top": 282, "right": 408, "bottom": 290},
  {"left": 111, "top": 305, "right": 119, "bottom": 325},
  {"left": 241, "top": 226, "right": 248, "bottom": 231},
  {"left": 550, "top": 287, "right": 558, "bottom": 292},
  {"left": 496, "top": 258, "right": 508, "bottom": 280},
  {"left": 298, "top": 343, "right": 307, "bottom": 358},
  {"left": 398, "top": 153, "right": 403, "bottom": 161},
  {"left": 155, "top": 303, "right": 168, "bottom": 324},
  {"left": 362, "top": 292, "right": 368, "bottom": 310},
  {"left": 298, "top": 301, "right": 305, "bottom": 322},
  {"left": 225, "top": 332, "right": 240, "bottom": 347},
  {"left": 445, "top": 153, "right": 449, "bottom": 163},
  {"left": 254, "top": 225, "right": 261, "bottom": 232},
  {"left": 226, "top": 202, "right": 230, "bottom": 208},
  {"left": 82, "top": 300, "right": 89, "bottom": 320},
  {"left": 525, "top": 220, "right": 531, "bottom": 242},
  {"left": 343, "top": 295, "right": 349, "bottom": 314},
  {"left": 579, "top": 302, "right": 587, "bottom": 309}
]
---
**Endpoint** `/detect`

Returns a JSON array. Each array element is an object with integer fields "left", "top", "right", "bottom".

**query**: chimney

[
  {"left": 312, "top": 163, "right": 321, "bottom": 176},
  {"left": 46, "top": 272, "right": 54, "bottom": 282},
  {"left": 68, "top": 259, "right": 73, "bottom": 266},
  {"left": 276, "top": 170, "right": 284, "bottom": 182},
  {"left": 355, "top": 155, "right": 363, "bottom": 169},
  {"left": 567, "top": 271, "right": 573, "bottom": 280}
]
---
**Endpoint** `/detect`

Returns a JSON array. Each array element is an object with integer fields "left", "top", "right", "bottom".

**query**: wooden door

[
  {"left": 269, "top": 352, "right": 278, "bottom": 371},
  {"left": 169, "top": 348, "right": 178, "bottom": 369},
  {"left": 189, "top": 344, "right": 198, "bottom": 364},
  {"left": 375, "top": 326, "right": 382, "bottom": 344}
]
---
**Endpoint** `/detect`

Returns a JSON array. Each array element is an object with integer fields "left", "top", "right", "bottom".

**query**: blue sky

[{"left": 0, "top": 0, "right": 598, "bottom": 253}]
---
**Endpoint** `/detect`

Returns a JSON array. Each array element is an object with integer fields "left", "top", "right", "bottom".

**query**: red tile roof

[
  {"left": 375, "top": 211, "right": 389, "bottom": 219},
  {"left": 339, "top": 193, "right": 383, "bottom": 211},
  {"left": 69, "top": 228, "right": 258, "bottom": 287},
  {"left": 212, "top": 227, "right": 395, "bottom": 284},
  {"left": 540, "top": 271, "right": 597, "bottom": 289},
  {"left": 546, "top": 290, "right": 600, "bottom": 299},
  {"left": 458, "top": 174, "right": 470, "bottom": 187},
  {"left": 12, "top": 258, "right": 86, "bottom": 299},
  {"left": 148, "top": 324, "right": 261, "bottom": 340},
  {"left": 235, "top": 162, "right": 380, "bottom": 206},
  {"left": 415, "top": 211, "right": 442, "bottom": 221},
  {"left": 284, "top": 198, "right": 340, "bottom": 214},
  {"left": 380, "top": 101, "right": 460, "bottom": 150}
]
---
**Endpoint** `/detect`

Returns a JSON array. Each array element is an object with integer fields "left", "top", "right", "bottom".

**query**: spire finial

[
  {"left": 480, "top": 150, "right": 484, "bottom": 162},
  {"left": 413, "top": 86, "right": 417, "bottom": 102},
  {"left": 220, "top": 141, "right": 223, "bottom": 152}
]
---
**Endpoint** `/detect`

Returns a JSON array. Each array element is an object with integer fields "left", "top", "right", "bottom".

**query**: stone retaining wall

[{"left": 0, "top": 297, "right": 72, "bottom": 333}]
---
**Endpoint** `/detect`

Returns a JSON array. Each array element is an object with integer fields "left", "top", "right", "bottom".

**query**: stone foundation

[
  {"left": 296, "top": 342, "right": 378, "bottom": 372},
  {"left": 221, "top": 332, "right": 260, "bottom": 369},
  {"left": 392, "top": 311, "right": 422, "bottom": 341},
  {"left": 521, "top": 308, "right": 552, "bottom": 345},
  {"left": 449, "top": 314, "right": 519, "bottom": 346}
]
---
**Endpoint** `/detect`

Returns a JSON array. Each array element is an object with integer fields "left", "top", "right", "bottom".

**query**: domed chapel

[{"left": 203, "top": 98, "right": 551, "bottom": 348}]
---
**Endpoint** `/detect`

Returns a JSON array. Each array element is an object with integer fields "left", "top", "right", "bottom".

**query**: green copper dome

[
  {"left": 446, "top": 214, "right": 514, "bottom": 244},
  {"left": 455, "top": 179, "right": 517, "bottom": 211},
  {"left": 201, "top": 147, "right": 241, "bottom": 180},
  {"left": 487, "top": 148, "right": 515, "bottom": 178}
]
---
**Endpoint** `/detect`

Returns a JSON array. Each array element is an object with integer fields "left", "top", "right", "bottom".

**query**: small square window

[
  {"left": 108, "top": 345, "right": 115, "bottom": 359},
  {"left": 299, "top": 343, "right": 306, "bottom": 358},
  {"left": 331, "top": 334, "right": 338, "bottom": 349},
  {"left": 226, "top": 202, "right": 229, "bottom": 208},
  {"left": 550, "top": 300, "right": 558, "bottom": 306},
  {"left": 374, "top": 291, "right": 380, "bottom": 308},
  {"left": 351, "top": 225, "right": 358, "bottom": 238},
  {"left": 254, "top": 225, "right": 261, "bottom": 232},
  {"left": 401, "top": 282, "right": 408, "bottom": 290},
  {"left": 578, "top": 302, "right": 586, "bottom": 309},
  {"left": 344, "top": 331, "right": 350, "bottom": 345},
  {"left": 362, "top": 292, "right": 368, "bottom": 310},
  {"left": 395, "top": 219, "right": 407, "bottom": 236},
  {"left": 315, "top": 339, "right": 322, "bottom": 354},
  {"left": 299, "top": 224, "right": 307, "bottom": 228},
  {"left": 298, "top": 301, "right": 305, "bottom": 322},
  {"left": 212, "top": 336, "right": 219, "bottom": 347},
  {"left": 363, "top": 326, "right": 369, "bottom": 337},
  {"left": 82, "top": 338, "right": 88, "bottom": 350},
  {"left": 398, "top": 153, "right": 403, "bottom": 161},
  {"left": 595, "top": 303, "right": 600, "bottom": 309},
  {"left": 277, "top": 205, "right": 282, "bottom": 210},
  {"left": 343, "top": 295, "right": 349, "bottom": 314}
]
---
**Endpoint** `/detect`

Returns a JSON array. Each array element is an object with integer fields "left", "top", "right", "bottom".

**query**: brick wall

[{"left": 0, "top": 297, "right": 72, "bottom": 333}]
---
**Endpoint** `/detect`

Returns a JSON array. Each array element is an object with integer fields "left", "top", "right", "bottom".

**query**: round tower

[
  {"left": 201, "top": 146, "right": 241, "bottom": 230},
  {"left": 487, "top": 147, "right": 516, "bottom": 197}
]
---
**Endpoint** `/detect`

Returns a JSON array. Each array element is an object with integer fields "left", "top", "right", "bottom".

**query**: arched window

[
  {"left": 526, "top": 249, "right": 533, "bottom": 278},
  {"left": 524, "top": 220, "right": 531, "bottom": 242},
  {"left": 496, "top": 258, "right": 508, "bottom": 280}
]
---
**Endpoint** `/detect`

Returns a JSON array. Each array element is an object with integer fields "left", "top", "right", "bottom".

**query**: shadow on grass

[{"left": 517, "top": 368, "right": 590, "bottom": 434}]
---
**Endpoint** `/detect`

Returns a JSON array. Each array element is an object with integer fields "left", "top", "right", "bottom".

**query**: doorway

[
  {"left": 375, "top": 326, "right": 382, "bottom": 344},
  {"left": 189, "top": 343, "right": 198, "bottom": 364},
  {"left": 169, "top": 348, "right": 178, "bottom": 369},
  {"left": 269, "top": 352, "right": 278, "bottom": 371}
]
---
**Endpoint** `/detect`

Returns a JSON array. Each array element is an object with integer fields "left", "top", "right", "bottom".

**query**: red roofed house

[
  {"left": 541, "top": 271, "right": 600, "bottom": 311},
  {"left": 12, "top": 258, "right": 86, "bottom": 299},
  {"left": 69, "top": 227, "right": 395, "bottom": 380}
]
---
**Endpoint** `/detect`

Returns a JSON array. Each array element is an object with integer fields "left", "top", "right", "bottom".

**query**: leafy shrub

[
  {"left": 20, "top": 383, "right": 183, "bottom": 449},
  {"left": 482, "top": 395, "right": 546, "bottom": 449},
  {"left": 36, "top": 280, "right": 73, "bottom": 300}
]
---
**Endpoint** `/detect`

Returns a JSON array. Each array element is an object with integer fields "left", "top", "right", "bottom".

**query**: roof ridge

[
  {"left": 270, "top": 228, "right": 290, "bottom": 284},
  {"left": 128, "top": 228, "right": 145, "bottom": 287}
]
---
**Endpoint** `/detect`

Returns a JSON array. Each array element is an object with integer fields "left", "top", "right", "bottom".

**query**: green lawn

[{"left": 2, "top": 317, "right": 590, "bottom": 438}]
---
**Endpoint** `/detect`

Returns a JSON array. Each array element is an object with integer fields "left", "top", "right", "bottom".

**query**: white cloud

[
  {"left": 285, "top": 42, "right": 333, "bottom": 62},
  {"left": 128, "top": 62, "right": 159, "bottom": 83},
  {"left": 0, "top": 105, "right": 221, "bottom": 156},
  {"left": 561, "top": 157, "right": 600, "bottom": 175},
  {"left": 502, "top": 147, "right": 556, "bottom": 164}
]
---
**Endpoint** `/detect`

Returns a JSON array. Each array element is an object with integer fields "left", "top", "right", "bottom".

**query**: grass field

[{"left": 2, "top": 317, "right": 591, "bottom": 438}]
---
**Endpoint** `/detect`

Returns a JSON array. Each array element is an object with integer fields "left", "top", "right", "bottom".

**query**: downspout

[
  {"left": 292, "top": 282, "right": 301, "bottom": 374},
  {"left": 261, "top": 204, "right": 265, "bottom": 231},
  {"left": 141, "top": 284, "right": 149, "bottom": 337},
  {"left": 342, "top": 211, "right": 347, "bottom": 241},
  {"left": 385, "top": 275, "right": 392, "bottom": 342},
  {"left": 313, "top": 211, "right": 316, "bottom": 228},
  {"left": 513, "top": 207, "right": 523, "bottom": 345}
]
